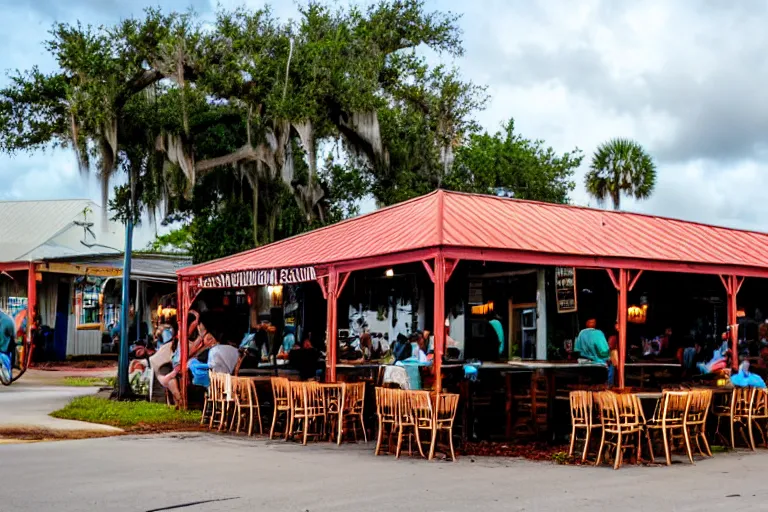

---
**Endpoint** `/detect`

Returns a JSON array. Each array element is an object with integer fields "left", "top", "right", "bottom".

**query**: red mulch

[{"left": 461, "top": 441, "right": 585, "bottom": 465}]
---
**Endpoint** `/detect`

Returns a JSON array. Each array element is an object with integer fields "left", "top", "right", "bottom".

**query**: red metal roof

[{"left": 178, "top": 190, "right": 768, "bottom": 278}]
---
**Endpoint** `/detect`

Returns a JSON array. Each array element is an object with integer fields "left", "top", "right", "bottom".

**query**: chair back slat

[
  {"left": 271, "top": 377, "right": 291, "bottom": 409},
  {"left": 569, "top": 390, "right": 592, "bottom": 427}
]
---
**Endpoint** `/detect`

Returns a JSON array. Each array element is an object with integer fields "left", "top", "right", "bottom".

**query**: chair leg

[
  {"left": 201, "top": 396, "right": 209, "bottom": 426},
  {"left": 448, "top": 427, "right": 456, "bottom": 462},
  {"left": 286, "top": 411, "right": 294, "bottom": 441},
  {"left": 731, "top": 415, "right": 736, "bottom": 449},
  {"left": 255, "top": 403, "right": 263, "bottom": 435},
  {"left": 428, "top": 427, "right": 437, "bottom": 461},
  {"left": 636, "top": 431, "right": 642, "bottom": 464},
  {"left": 683, "top": 427, "right": 695, "bottom": 464},
  {"left": 270, "top": 406, "right": 279, "bottom": 439},
  {"left": 749, "top": 419, "right": 757, "bottom": 451},
  {"left": 614, "top": 432, "right": 623, "bottom": 470},
  {"left": 303, "top": 417, "right": 310, "bottom": 446},
  {"left": 596, "top": 430, "right": 606, "bottom": 466},
  {"left": 375, "top": 418, "right": 384, "bottom": 456},
  {"left": 360, "top": 413, "right": 368, "bottom": 443},
  {"left": 412, "top": 426, "right": 424, "bottom": 458},
  {"left": 646, "top": 430, "right": 655, "bottom": 463},
  {"left": 395, "top": 425, "right": 404, "bottom": 459},
  {"left": 582, "top": 428, "right": 591, "bottom": 463},
  {"left": 568, "top": 426, "right": 577, "bottom": 457},
  {"left": 662, "top": 427, "right": 671, "bottom": 466}
]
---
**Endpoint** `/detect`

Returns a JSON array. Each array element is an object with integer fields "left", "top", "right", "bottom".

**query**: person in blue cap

[{"left": 0, "top": 310, "right": 17, "bottom": 384}]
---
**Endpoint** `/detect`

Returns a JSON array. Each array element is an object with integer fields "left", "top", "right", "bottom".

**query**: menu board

[{"left": 555, "top": 267, "right": 578, "bottom": 313}]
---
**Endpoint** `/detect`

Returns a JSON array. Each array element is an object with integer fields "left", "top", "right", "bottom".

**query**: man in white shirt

[{"left": 208, "top": 342, "right": 240, "bottom": 374}]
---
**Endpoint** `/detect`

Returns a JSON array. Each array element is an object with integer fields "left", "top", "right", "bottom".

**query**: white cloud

[{"left": 3, "top": 0, "right": 768, "bottom": 232}]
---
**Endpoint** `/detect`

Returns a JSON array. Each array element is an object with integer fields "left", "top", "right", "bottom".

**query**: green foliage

[
  {"left": 1, "top": 1, "right": 593, "bottom": 265},
  {"left": 189, "top": 200, "right": 255, "bottom": 264},
  {"left": 146, "top": 225, "right": 193, "bottom": 253},
  {"left": 62, "top": 376, "right": 109, "bottom": 387},
  {"left": 51, "top": 396, "right": 200, "bottom": 428},
  {"left": 447, "top": 118, "right": 581, "bottom": 204},
  {"left": 585, "top": 138, "right": 657, "bottom": 210}
]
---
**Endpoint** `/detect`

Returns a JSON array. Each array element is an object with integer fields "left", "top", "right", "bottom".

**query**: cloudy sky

[{"left": 1, "top": 0, "right": 766, "bottom": 234}]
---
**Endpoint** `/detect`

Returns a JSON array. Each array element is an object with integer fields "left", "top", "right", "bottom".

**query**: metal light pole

[
  {"left": 117, "top": 171, "right": 136, "bottom": 399},
  {"left": 117, "top": 218, "right": 133, "bottom": 398}
]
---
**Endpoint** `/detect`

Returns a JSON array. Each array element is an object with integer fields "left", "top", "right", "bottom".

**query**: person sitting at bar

[
  {"left": 289, "top": 335, "right": 321, "bottom": 380},
  {"left": 575, "top": 318, "right": 613, "bottom": 384},
  {"left": 393, "top": 333, "right": 411, "bottom": 361}
]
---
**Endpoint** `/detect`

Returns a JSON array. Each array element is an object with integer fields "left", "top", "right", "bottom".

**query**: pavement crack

[{"left": 145, "top": 497, "right": 240, "bottom": 511}]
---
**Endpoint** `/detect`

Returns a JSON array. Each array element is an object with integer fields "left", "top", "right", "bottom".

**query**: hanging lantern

[{"left": 628, "top": 304, "right": 647, "bottom": 324}]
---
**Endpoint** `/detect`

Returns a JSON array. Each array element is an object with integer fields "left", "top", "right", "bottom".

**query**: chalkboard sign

[{"left": 555, "top": 267, "right": 577, "bottom": 313}]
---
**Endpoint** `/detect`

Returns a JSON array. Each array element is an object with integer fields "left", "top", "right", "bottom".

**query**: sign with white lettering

[{"left": 196, "top": 267, "right": 317, "bottom": 289}]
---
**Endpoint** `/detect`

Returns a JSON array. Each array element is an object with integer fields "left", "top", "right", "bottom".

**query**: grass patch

[
  {"left": 51, "top": 396, "right": 201, "bottom": 431},
  {"left": 62, "top": 376, "right": 109, "bottom": 387}
]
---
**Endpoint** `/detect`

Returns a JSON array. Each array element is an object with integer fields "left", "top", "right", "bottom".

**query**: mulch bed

[{"left": 461, "top": 441, "right": 585, "bottom": 465}]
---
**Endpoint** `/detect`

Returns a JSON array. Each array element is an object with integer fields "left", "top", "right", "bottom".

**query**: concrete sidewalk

[{"left": 0, "top": 377, "right": 121, "bottom": 432}]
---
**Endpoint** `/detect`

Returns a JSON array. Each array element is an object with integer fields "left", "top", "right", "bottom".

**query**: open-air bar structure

[{"left": 175, "top": 190, "right": 768, "bottom": 408}]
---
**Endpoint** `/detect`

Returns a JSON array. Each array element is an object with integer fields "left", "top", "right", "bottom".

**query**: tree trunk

[{"left": 252, "top": 175, "right": 259, "bottom": 247}]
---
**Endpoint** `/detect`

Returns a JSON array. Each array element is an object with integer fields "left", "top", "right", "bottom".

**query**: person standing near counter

[{"left": 575, "top": 318, "right": 613, "bottom": 384}]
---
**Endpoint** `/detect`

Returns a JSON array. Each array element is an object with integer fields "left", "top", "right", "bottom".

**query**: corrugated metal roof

[
  {"left": 50, "top": 254, "right": 192, "bottom": 281},
  {"left": 0, "top": 199, "right": 124, "bottom": 262},
  {"left": 178, "top": 190, "right": 768, "bottom": 277}
]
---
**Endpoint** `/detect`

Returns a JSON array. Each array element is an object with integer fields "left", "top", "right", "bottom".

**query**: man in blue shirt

[
  {"left": 575, "top": 318, "right": 614, "bottom": 384},
  {"left": 0, "top": 311, "right": 17, "bottom": 384}
]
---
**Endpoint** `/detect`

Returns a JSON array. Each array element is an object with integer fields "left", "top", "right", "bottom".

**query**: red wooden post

[
  {"left": 617, "top": 269, "right": 628, "bottom": 389},
  {"left": 26, "top": 261, "right": 37, "bottom": 368},
  {"left": 179, "top": 278, "right": 189, "bottom": 408},
  {"left": 729, "top": 276, "right": 738, "bottom": 370},
  {"left": 721, "top": 275, "right": 742, "bottom": 371},
  {"left": 433, "top": 253, "right": 446, "bottom": 393},
  {"left": 325, "top": 268, "right": 339, "bottom": 383}
]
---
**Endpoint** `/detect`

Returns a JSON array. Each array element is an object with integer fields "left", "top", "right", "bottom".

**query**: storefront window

[{"left": 74, "top": 277, "right": 103, "bottom": 329}]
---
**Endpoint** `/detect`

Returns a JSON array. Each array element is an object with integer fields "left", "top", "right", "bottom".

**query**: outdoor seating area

[
  {"left": 569, "top": 386, "right": 768, "bottom": 469},
  {"left": 200, "top": 373, "right": 460, "bottom": 461}
]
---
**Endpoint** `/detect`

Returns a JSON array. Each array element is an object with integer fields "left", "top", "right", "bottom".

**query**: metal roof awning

[{"left": 177, "top": 190, "right": 768, "bottom": 281}]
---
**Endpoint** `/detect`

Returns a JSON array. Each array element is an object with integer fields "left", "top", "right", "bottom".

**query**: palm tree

[{"left": 585, "top": 138, "right": 657, "bottom": 210}]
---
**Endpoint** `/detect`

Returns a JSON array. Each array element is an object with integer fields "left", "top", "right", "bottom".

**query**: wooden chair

[
  {"left": 338, "top": 382, "right": 367, "bottom": 445},
  {"left": 201, "top": 370, "right": 215, "bottom": 427},
  {"left": 207, "top": 372, "right": 232, "bottom": 430},
  {"left": 568, "top": 390, "right": 600, "bottom": 462},
  {"left": 269, "top": 377, "right": 291, "bottom": 439},
  {"left": 729, "top": 387, "right": 754, "bottom": 449},
  {"left": 432, "top": 393, "right": 460, "bottom": 461},
  {"left": 375, "top": 387, "right": 399, "bottom": 456},
  {"left": 711, "top": 388, "right": 733, "bottom": 446},
  {"left": 406, "top": 390, "right": 434, "bottom": 459},
  {"left": 320, "top": 383, "right": 344, "bottom": 443},
  {"left": 684, "top": 389, "right": 712, "bottom": 460},
  {"left": 749, "top": 388, "right": 768, "bottom": 450},
  {"left": 595, "top": 392, "right": 644, "bottom": 470},
  {"left": 288, "top": 382, "right": 326, "bottom": 445},
  {"left": 644, "top": 391, "right": 690, "bottom": 465},
  {"left": 231, "top": 377, "right": 263, "bottom": 436}
]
